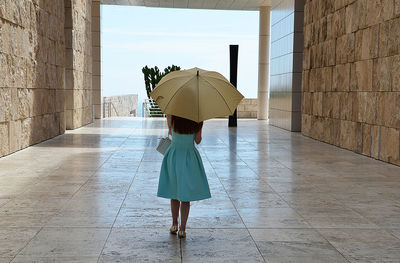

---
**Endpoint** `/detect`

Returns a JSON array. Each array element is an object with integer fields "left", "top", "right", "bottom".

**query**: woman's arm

[
  {"left": 166, "top": 115, "right": 172, "bottom": 136},
  {"left": 194, "top": 126, "right": 202, "bottom": 144}
]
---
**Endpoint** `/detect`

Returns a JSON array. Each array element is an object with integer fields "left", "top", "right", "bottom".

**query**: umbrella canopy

[{"left": 149, "top": 67, "right": 244, "bottom": 122}]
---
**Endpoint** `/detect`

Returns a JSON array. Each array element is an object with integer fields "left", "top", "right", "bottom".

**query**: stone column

[
  {"left": 257, "top": 5, "right": 271, "bottom": 120},
  {"left": 92, "top": 0, "right": 101, "bottom": 119}
]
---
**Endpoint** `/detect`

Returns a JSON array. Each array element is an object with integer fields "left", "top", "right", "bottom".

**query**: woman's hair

[{"left": 171, "top": 115, "right": 203, "bottom": 134}]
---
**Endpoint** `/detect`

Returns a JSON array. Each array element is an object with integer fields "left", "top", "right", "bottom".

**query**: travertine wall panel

[
  {"left": 303, "top": 0, "right": 400, "bottom": 166},
  {"left": 0, "top": 0, "right": 65, "bottom": 158},
  {"left": 65, "top": 0, "right": 93, "bottom": 130}
]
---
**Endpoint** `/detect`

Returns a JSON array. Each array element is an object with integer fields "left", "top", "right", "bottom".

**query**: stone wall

[
  {"left": 237, "top": 98, "right": 257, "bottom": 118},
  {"left": 92, "top": 0, "right": 101, "bottom": 119},
  {"left": 64, "top": 0, "right": 93, "bottom": 129},
  {"left": 0, "top": 0, "right": 65, "bottom": 157},
  {"left": 103, "top": 94, "right": 138, "bottom": 117},
  {"left": 269, "top": 0, "right": 304, "bottom": 131},
  {"left": 302, "top": 0, "right": 400, "bottom": 166}
]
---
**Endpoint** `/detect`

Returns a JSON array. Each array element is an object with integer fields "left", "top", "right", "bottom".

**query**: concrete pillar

[
  {"left": 257, "top": 5, "right": 271, "bottom": 120},
  {"left": 92, "top": 0, "right": 101, "bottom": 119}
]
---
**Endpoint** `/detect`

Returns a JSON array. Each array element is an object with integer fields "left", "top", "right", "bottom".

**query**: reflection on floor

[{"left": 0, "top": 117, "right": 399, "bottom": 262}]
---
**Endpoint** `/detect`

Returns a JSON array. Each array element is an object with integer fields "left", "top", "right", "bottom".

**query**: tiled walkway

[{"left": 1, "top": 117, "right": 400, "bottom": 262}]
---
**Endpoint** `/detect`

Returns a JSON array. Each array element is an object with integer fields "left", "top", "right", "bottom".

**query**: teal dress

[{"left": 157, "top": 128, "right": 211, "bottom": 202}]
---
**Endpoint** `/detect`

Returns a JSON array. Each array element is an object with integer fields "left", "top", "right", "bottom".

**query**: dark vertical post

[{"left": 228, "top": 44, "right": 238, "bottom": 127}]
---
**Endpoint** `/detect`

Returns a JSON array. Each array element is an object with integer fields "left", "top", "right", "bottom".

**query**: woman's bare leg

[
  {"left": 180, "top": 201, "right": 190, "bottom": 231},
  {"left": 171, "top": 199, "right": 180, "bottom": 226}
]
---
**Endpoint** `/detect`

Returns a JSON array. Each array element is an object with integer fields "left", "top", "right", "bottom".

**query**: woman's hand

[
  {"left": 194, "top": 127, "right": 202, "bottom": 144},
  {"left": 167, "top": 115, "right": 172, "bottom": 136}
]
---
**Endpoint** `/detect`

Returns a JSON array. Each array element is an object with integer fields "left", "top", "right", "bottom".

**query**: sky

[{"left": 101, "top": 5, "right": 259, "bottom": 115}]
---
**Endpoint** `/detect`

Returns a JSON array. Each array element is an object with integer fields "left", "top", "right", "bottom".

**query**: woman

[{"left": 157, "top": 115, "right": 211, "bottom": 238}]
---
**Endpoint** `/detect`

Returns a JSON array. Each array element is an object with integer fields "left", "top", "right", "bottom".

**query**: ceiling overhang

[{"left": 100, "top": 0, "right": 272, "bottom": 11}]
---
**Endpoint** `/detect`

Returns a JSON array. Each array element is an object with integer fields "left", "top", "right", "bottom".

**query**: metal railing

[
  {"left": 142, "top": 98, "right": 164, "bottom": 118},
  {"left": 102, "top": 101, "right": 119, "bottom": 118}
]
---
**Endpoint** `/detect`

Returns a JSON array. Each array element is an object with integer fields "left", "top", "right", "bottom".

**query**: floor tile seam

[
  {"left": 311, "top": 227, "right": 356, "bottom": 263},
  {"left": 49, "top": 144, "right": 125, "bottom": 215},
  {"left": 11, "top": 225, "right": 45, "bottom": 261},
  {"left": 386, "top": 230, "right": 400, "bottom": 242},
  {"left": 237, "top": 151, "right": 317, "bottom": 231},
  {"left": 10, "top": 131, "right": 134, "bottom": 262},
  {"left": 96, "top": 132, "right": 145, "bottom": 263},
  {"left": 202, "top": 147, "right": 267, "bottom": 263},
  {"left": 259, "top": 152, "right": 381, "bottom": 228}
]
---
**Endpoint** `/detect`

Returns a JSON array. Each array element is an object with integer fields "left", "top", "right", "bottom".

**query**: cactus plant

[{"left": 142, "top": 65, "right": 181, "bottom": 117}]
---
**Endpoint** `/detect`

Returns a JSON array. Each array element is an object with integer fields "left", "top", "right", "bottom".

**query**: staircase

[{"left": 143, "top": 99, "right": 164, "bottom": 117}]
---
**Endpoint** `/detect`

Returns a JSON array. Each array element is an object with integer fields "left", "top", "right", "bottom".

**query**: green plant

[
  {"left": 142, "top": 65, "right": 181, "bottom": 117},
  {"left": 142, "top": 65, "right": 181, "bottom": 99}
]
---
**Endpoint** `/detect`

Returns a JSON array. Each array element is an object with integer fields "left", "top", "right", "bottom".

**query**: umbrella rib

[
  {"left": 202, "top": 78, "right": 234, "bottom": 113},
  {"left": 163, "top": 75, "right": 197, "bottom": 114}
]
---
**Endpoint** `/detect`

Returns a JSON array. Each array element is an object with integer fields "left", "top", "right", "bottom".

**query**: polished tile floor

[{"left": 0, "top": 117, "right": 400, "bottom": 263}]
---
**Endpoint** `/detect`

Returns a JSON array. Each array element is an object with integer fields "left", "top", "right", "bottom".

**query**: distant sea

[{"left": 137, "top": 99, "right": 143, "bottom": 117}]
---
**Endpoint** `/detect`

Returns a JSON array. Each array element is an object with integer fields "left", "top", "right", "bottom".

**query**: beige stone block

[
  {"left": 392, "top": 55, "right": 400, "bottom": 91},
  {"left": 59, "top": 111, "right": 66, "bottom": 133},
  {"left": 302, "top": 92, "right": 311, "bottom": 115},
  {"left": 396, "top": 0, "right": 400, "bottom": 17},
  {"left": 334, "top": 0, "right": 346, "bottom": 11},
  {"left": 350, "top": 91, "right": 358, "bottom": 122},
  {"left": 309, "top": 69, "right": 317, "bottom": 92},
  {"left": 394, "top": 92, "right": 400, "bottom": 129},
  {"left": 0, "top": 122, "right": 9, "bottom": 157},
  {"left": 322, "top": 92, "right": 333, "bottom": 118},
  {"left": 379, "top": 126, "right": 400, "bottom": 163},
  {"left": 357, "top": 92, "right": 377, "bottom": 124},
  {"left": 301, "top": 114, "right": 311, "bottom": 137},
  {"left": 312, "top": 92, "right": 323, "bottom": 117},
  {"left": 388, "top": 17, "right": 400, "bottom": 56},
  {"left": 64, "top": 89, "right": 74, "bottom": 110},
  {"left": 56, "top": 66, "right": 64, "bottom": 90},
  {"left": 340, "top": 120, "right": 362, "bottom": 152},
  {"left": 351, "top": 60, "right": 373, "bottom": 91},
  {"left": 21, "top": 117, "right": 31, "bottom": 148},
  {"left": 377, "top": 92, "right": 396, "bottom": 127},
  {"left": 323, "top": 117, "right": 334, "bottom": 144},
  {"left": 9, "top": 119, "right": 21, "bottom": 153},
  {"left": 340, "top": 92, "right": 352, "bottom": 120},
  {"left": 303, "top": 47, "right": 310, "bottom": 70},
  {"left": 55, "top": 89, "right": 65, "bottom": 113},
  {"left": 333, "top": 7, "right": 346, "bottom": 38},
  {"left": 65, "top": 109, "right": 73, "bottom": 130},
  {"left": 237, "top": 104, "right": 245, "bottom": 111},
  {"left": 332, "top": 64, "right": 350, "bottom": 92},
  {"left": 373, "top": 57, "right": 391, "bottom": 91},
  {"left": 332, "top": 118, "right": 341, "bottom": 146},
  {"left": 30, "top": 115, "right": 42, "bottom": 144},
  {"left": 322, "top": 39, "right": 336, "bottom": 66},
  {"left": 65, "top": 69, "right": 74, "bottom": 89},
  {"left": 0, "top": 87, "right": 12, "bottom": 122},
  {"left": 355, "top": 24, "right": 379, "bottom": 60},
  {"left": 345, "top": 2, "right": 358, "bottom": 33},
  {"left": 362, "top": 123, "right": 372, "bottom": 156},
  {"left": 302, "top": 70, "right": 309, "bottom": 92},
  {"left": 310, "top": 116, "right": 323, "bottom": 141},
  {"left": 331, "top": 92, "right": 341, "bottom": 119},
  {"left": 17, "top": 88, "right": 33, "bottom": 119},
  {"left": 10, "top": 87, "right": 18, "bottom": 121},
  {"left": 336, "top": 33, "right": 355, "bottom": 64},
  {"left": 370, "top": 125, "right": 380, "bottom": 159},
  {"left": 47, "top": 89, "right": 56, "bottom": 114},
  {"left": 244, "top": 104, "right": 257, "bottom": 112}
]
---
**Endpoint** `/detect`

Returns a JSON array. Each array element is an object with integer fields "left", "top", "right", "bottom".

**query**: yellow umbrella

[{"left": 149, "top": 67, "right": 244, "bottom": 122}]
